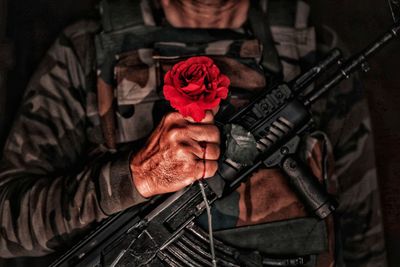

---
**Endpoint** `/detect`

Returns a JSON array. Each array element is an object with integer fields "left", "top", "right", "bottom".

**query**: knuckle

[
  {"left": 165, "top": 112, "right": 178, "bottom": 122},
  {"left": 207, "top": 144, "right": 220, "bottom": 159},
  {"left": 166, "top": 128, "right": 180, "bottom": 142},
  {"left": 194, "top": 161, "right": 204, "bottom": 178},
  {"left": 210, "top": 125, "right": 219, "bottom": 132},
  {"left": 209, "top": 124, "right": 219, "bottom": 132},
  {"left": 165, "top": 112, "right": 184, "bottom": 126},
  {"left": 176, "top": 146, "right": 188, "bottom": 158},
  {"left": 210, "top": 161, "right": 218, "bottom": 173},
  {"left": 204, "top": 161, "right": 218, "bottom": 178},
  {"left": 185, "top": 124, "right": 196, "bottom": 133},
  {"left": 164, "top": 113, "right": 173, "bottom": 125},
  {"left": 214, "top": 146, "right": 221, "bottom": 158},
  {"left": 210, "top": 127, "right": 220, "bottom": 142}
]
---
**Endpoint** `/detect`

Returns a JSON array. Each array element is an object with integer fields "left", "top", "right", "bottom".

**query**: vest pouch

[
  {"left": 214, "top": 217, "right": 327, "bottom": 257},
  {"left": 153, "top": 39, "right": 268, "bottom": 110},
  {"left": 112, "top": 39, "right": 266, "bottom": 144},
  {"left": 113, "top": 48, "right": 163, "bottom": 143}
]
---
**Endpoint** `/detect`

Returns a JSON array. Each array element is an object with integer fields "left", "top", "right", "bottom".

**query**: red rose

[{"left": 163, "top": 56, "right": 230, "bottom": 122}]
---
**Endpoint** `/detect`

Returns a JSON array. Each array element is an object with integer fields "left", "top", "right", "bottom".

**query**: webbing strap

[
  {"left": 100, "top": 0, "right": 144, "bottom": 32},
  {"left": 214, "top": 217, "right": 328, "bottom": 256},
  {"left": 248, "top": 0, "right": 283, "bottom": 77},
  {"left": 96, "top": 0, "right": 306, "bottom": 77}
]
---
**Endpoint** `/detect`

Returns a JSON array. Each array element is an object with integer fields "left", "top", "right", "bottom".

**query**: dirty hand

[{"left": 130, "top": 111, "right": 220, "bottom": 198}]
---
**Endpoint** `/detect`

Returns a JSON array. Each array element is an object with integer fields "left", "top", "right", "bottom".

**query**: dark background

[
  {"left": 310, "top": 1, "right": 400, "bottom": 266},
  {"left": 0, "top": 0, "right": 399, "bottom": 266}
]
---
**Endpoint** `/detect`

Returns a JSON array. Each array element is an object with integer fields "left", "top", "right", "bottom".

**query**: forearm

[
  {"left": 0, "top": 150, "right": 147, "bottom": 258},
  {"left": 0, "top": 21, "right": 149, "bottom": 257}
]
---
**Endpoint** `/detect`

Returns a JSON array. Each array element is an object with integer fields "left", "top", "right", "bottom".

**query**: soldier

[{"left": 0, "top": 0, "right": 387, "bottom": 266}]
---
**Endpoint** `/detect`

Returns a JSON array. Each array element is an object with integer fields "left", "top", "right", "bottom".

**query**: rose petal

[
  {"left": 164, "top": 71, "right": 173, "bottom": 85},
  {"left": 201, "top": 97, "right": 221, "bottom": 109},
  {"left": 216, "top": 87, "right": 229, "bottom": 99},
  {"left": 184, "top": 102, "right": 207, "bottom": 122},
  {"left": 186, "top": 56, "right": 213, "bottom": 66},
  {"left": 208, "top": 65, "right": 220, "bottom": 80},
  {"left": 218, "top": 75, "right": 230, "bottom": 88},
  {"left": 179, "top": 83, "right": 205, "bottom": 98},
  {"left": 162, "top": 56, "right": 230, "bottom": 121},
  {"left": 164, "top": 85, "right": 192, "bottom": 107}
]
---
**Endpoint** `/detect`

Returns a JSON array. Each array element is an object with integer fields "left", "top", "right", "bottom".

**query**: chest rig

[
  {"left": 94, "top": 1, "right": 335, "bottom": 266},
  {"left": 95, "top": 0, "right": 288, "bottom": 149}
]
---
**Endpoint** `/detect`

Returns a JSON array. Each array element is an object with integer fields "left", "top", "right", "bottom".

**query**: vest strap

[
  {"left": 248, "top": 0, "right": 283, "bottom": 77},
  {"left": 100, "top": 0, "right": 144, "bottom": 33}
]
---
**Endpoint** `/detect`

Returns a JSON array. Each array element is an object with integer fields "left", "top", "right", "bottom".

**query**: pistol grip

[{"left": 282, "top": 156, "right": 337, "bottom": 219}]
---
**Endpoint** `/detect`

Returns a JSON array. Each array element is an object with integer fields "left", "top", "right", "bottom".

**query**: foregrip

[{"left": 282, "top": 156, "right": 336, "bottom": 219}]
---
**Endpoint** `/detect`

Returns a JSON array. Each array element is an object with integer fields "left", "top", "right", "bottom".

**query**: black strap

[
  {"left": 98, "top": 0, "right": 288, "bottom": 81},
  {"left": 248, "top": 0, "right": 283, "bottom": 78},
  {"left": 214, "top": 217, "right": 328, "bottom": 256},
  {"left": 100, "top": 0, "right": 144, "bottom": 32}
]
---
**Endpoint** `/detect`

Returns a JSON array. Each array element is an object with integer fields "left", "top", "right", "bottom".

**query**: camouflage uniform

[{"left": 0, "top": 0, "right": 386, "bottom": 266}]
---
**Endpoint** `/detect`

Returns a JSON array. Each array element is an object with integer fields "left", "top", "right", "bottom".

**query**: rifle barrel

[
  {"left": 292, "top": 48, "right": 342, "bottom": 93},
  {"left": 304, "top": 21, "right": 400, "bottom": 106}
]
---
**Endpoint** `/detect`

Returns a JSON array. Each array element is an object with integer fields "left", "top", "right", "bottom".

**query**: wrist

[{"left": 130, "top": 156, "right": 153, "bottom": 198}]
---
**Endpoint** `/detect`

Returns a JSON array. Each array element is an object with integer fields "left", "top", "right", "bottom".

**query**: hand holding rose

[
  {"left": 130, "top": 57, "right": 229, "bottom": 198},
  {"left": 130, "top": 111, "right": 220, "bottom": 198}
]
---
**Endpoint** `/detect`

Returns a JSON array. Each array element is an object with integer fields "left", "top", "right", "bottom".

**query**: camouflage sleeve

[
  {"left": 0, "top": 21, "right": 147, "bottom": 258},
  {"left": 312, "top": 74, "right": 387, "bottom": 267}
]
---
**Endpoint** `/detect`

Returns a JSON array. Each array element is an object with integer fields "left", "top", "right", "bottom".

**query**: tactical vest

[{"left": 94, "top": 0, "right": 336, "bottom": 266}]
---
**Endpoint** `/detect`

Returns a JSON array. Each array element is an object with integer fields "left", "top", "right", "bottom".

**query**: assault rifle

[{"left": 51, "top": 21, "right": 400, "bottom": 267}]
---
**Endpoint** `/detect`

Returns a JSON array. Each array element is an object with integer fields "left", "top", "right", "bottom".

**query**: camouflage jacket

[{"left": 0, "top": 1, "right": 386, "bottom": 266}]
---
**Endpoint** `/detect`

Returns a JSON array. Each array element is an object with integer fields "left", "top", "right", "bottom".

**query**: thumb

[
  {"left": 199, "top": 105, "right": 219, "bottom": 124},
  {"left": 185, "top": 107, "right": 219, "bottom": 124},
  {"left": 199, "top": 110, "right": 215, "bottom": 124}
]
